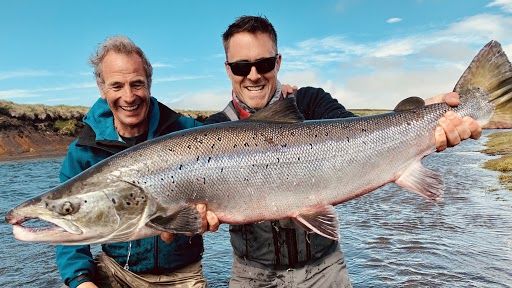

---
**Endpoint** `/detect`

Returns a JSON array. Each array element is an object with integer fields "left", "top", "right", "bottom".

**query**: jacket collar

[{"left": 83, "top": 97, "right": 161, "bottom": 142}]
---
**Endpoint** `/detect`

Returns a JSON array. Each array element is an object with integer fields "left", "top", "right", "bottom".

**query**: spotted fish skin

[{"left": 5, "top": 41, "right": 512, "bottom": 245}]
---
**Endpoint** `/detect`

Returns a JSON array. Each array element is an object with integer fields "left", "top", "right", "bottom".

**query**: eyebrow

[{"left": 130, "top": 79, "right": 146, "bottom": 85}]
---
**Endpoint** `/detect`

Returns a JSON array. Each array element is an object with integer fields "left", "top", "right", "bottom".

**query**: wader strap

[
  {"left": 242, "top": 225, "right": 249, "bottom": 259},
  {"left": 305, "top": 231, "right": 312, "bottom": 261},
  {"left": 222, "top": 102, "right": 239, "bottom": 121},
  {"left": 285, "top": 228, "right": 298, "bottom": 268},
  {"left": 271, "top": 221, "right": 281, "bottom": 266}
]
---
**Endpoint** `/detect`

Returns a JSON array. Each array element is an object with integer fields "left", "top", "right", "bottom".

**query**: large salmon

[{"left": 5, "top": 40, "right": 512, "bottom": 244}]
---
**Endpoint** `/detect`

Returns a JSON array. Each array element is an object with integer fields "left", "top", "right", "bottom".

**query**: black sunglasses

[{"left": 226, "top": 54, "right": 279, "bottom": 77}]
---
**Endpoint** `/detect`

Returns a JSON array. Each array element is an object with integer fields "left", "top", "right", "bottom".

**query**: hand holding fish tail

[
  {"left": 427, "top": 92, "right": 482, "bottom": 151},
  {"left": 159, "top": 204, "right": 219, "bottom": 244}
]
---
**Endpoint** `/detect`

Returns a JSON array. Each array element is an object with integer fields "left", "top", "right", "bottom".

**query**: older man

[
  {"left": 56, "top": 36, "right": 217, "bottom": 288},
  {"left": 205, "top": 15, "right": 481, "bottom": 287}
]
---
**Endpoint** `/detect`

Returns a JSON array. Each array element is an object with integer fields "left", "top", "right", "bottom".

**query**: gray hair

[{"left": 90, "top": 35, "right": 153, "bottom": 89}]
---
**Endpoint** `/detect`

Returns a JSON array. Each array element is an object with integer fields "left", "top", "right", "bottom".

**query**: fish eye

[{"left": 57, "top": 201, "right": 80, "bottom": 216}]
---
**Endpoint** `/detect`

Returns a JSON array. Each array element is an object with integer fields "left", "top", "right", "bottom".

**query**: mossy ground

[{"left": 482, "top": 131, "right": 512, "bottom": 191}]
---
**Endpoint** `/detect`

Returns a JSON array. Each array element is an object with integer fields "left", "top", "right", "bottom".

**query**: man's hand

[
  {"left": 160, "top": 204, "right": 220, "bottom": 243},
  {"left": 427, "top": 92, "right": 482, "bottom": 151},
  {"left": 281, "top": 84, "right": 298, "bottom": 98}
]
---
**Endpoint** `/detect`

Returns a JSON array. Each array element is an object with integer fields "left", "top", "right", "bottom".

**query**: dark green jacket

[
  {"left": 56, "top": 97, "right": 203, "bottom": 288},
  {"left": 205, "top": 87, "right": 356, "bottom": 268}
]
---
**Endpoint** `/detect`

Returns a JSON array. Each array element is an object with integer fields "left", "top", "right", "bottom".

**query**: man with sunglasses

[{"left": 204, "top": 15, "right": 481, "bottom": 287}]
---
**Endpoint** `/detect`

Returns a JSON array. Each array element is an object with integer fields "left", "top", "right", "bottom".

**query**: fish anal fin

[
  {"left": 294, "top": 205, "right": 339, "bottom": 241},
  {"left": 146, "top": 204, "right": 201, "bottom": 235},
  {"left": 393, "top": 97, "right": 425, "bottom": 112},
  {"left": 248, "top": 97, "right": 305, "bottom": 123},
  {"left": 395, "top": 160, "right": 444, "bottom": 201}
]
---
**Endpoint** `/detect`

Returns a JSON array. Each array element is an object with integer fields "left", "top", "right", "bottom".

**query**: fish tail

[{"left": 454, "top": 40, "right": 512, "bottom": 128}]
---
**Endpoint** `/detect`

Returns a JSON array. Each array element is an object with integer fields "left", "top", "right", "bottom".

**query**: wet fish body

[{"left": 6, "top": 41, "right": 512, "bottom": 244}]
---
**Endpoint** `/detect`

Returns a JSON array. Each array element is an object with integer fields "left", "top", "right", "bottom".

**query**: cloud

[
  {"left": 276, "top": 12, "right": 512, "bottom": 109},
  {"left": 0, "top": 70, "right": 52, "bottom": 81},
  {"left": 162, "top": 88, "right": 231, "bottom": 111},
  {"left": 0, "top": 82, "right": 97, "bottom": 100},
  {"left": 0, "top": 89, "right": 38, "bottom": 99},
  {"left": 442, "top": 13, "right": 512, "bottom": 41},
  {"left": 46, "top": 97, "right": 84, "bottom": 103},
  {"left": 386, "top": 17, "right": 402, "bottom": 24},
  {"left": 504, "top": 43, "right": 512, "bottom": 56},
  {"left": 152, "top": 62, "right": 174, "bottom": 68},
  {"left": 487, "top": 0, "right": 512, "bottom": 13}
]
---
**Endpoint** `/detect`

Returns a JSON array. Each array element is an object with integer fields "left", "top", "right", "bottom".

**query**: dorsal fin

[
  {"left": 393, "top": 96, "right": 425, "bottom": 112},
  {"left": 247, "top": 97, "right": 305, "bottom": 123}
]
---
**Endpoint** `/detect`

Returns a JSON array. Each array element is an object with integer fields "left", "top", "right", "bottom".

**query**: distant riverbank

[{"left": 481, "top": 131, "right": 512, "bottom": 191}]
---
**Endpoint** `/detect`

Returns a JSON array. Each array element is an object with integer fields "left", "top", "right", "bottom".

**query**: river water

[{"left": 0, "top": 130, "right": 511, "bottom": 287}]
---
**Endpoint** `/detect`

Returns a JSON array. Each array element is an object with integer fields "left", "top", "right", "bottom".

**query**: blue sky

[{"left": 2, "top": 0, "right": 512, "bottom": 110}]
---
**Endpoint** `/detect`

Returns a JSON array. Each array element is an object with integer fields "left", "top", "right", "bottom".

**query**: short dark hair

[{"left": 222, "top": 15, "right": 278, "bottom": 57}]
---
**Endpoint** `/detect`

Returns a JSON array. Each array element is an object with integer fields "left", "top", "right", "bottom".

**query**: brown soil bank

[
  {"left": 0, "top": 126, "right": 76, "bottom": 161},
  {"left": 0, "top": 101, "right": 86, "bottom": 161}
]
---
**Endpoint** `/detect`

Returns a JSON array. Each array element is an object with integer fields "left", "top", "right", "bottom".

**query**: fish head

[{"left": 5, "top": 174, "right": 161, "bottom": 245}]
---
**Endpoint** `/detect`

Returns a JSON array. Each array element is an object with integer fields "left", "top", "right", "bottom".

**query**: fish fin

[
  {"left": 147, "top": 205, "right": 202, "bottom": 235},
  {"left": 393, "top": 97, "right": 425, "bottom": 112},
  {"left": 454, "top": 40, "right": 512, "bottom": 127},
  {"left": 395, "top": 160, "right": 444, "bottom": 201},
  {"left": 291, "top": 219, "right": 313, "bottom": 233},
  {"left": 294, "top": 205, "right": 339, "bottom": 240},
  {"left": 247, "top": 97, "right": 305, "bottom": 123}
]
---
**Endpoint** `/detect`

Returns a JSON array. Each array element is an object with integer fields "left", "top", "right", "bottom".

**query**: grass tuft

[{"left": 482, "top": 131, "right": 512, "bottom": 191}]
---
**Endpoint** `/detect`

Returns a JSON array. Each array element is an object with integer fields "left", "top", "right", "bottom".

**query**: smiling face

[
  {"left": 225, "top": 32, "right": 281, "bottom": 110},
  {"left": 99, "top": 52, "right": 151, "bottom": 137}
]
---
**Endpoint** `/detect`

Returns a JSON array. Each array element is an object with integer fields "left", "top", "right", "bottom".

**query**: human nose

[
  {"left": 246, "top": 66, "right": 261, "bottom": 81},
  {"left": 120, "top": 85, "right": 137, "bottom": 101}
]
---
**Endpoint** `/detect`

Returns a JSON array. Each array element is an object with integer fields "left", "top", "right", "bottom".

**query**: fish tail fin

[{"left": 454, "top": 40, "right": 512, "bottom": 128}]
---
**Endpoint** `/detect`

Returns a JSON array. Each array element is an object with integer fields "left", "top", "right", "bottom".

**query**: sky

[{"left": 2, "top": 0, "right": 512, "bottom": 110}]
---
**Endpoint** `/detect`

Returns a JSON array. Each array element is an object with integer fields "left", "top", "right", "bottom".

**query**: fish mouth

[{"left": 7, "top": 212, "right": 83, "bottom": 243}]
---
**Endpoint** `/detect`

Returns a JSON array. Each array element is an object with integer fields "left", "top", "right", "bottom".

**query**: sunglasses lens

[
  {"left": 228, "top": 56, "right": 277, "bottom": 77},
  {"left": 230, "top": 62, "right": 252, "bottom": 77},
  {"left": 254, "top": 57, "right": 276, "bottom": 74}
]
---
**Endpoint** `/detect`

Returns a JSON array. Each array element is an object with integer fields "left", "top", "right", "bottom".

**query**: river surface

[{"left": 0, "top": 130, "right": 511, "bottom": 287}]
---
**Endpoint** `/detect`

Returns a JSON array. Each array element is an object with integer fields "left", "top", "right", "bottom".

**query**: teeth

[
  {"left": 246, "top": 86, "right": 264, "bottom": 91},
  {"left": 120, "top": 104, "right": 139, "bottom": 111}
]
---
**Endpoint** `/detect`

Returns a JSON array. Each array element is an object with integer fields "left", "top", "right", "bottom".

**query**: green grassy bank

[{"left": 482, "top": 131, "right": 512, "bottom": 191}]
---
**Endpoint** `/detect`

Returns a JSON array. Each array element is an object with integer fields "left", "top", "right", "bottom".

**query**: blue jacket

[{"left": 56, "top": 97, "right": 203, "bottom": 288}]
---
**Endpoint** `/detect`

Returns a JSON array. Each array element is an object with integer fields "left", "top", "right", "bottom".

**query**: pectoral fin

[
  {"left": 147, "top": 205, "right": 202, "bottom": 235},
  {"left": 293, "top": 205, "right": 339, "bottom": 240},
  {"left": 395, "top": 160, "right": 444, "bottom": 201}
]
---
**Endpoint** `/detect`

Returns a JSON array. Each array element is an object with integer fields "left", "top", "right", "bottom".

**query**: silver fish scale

[{"left": 99, "top": 91, "right": 492, "bottom": 224}]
